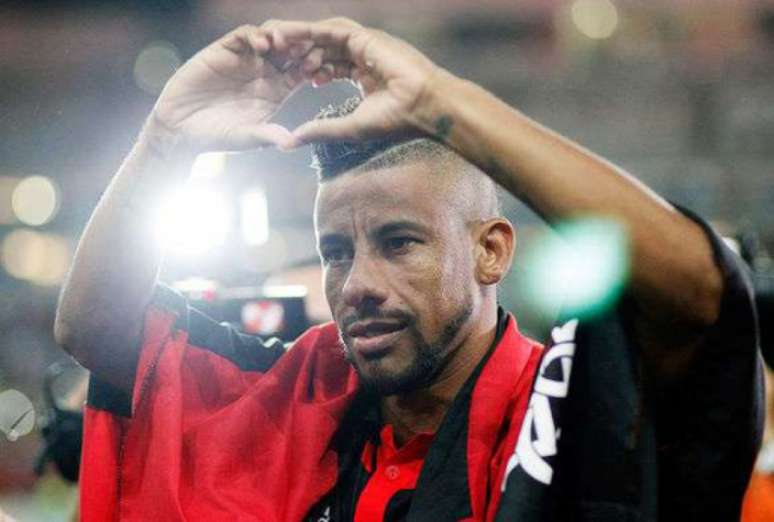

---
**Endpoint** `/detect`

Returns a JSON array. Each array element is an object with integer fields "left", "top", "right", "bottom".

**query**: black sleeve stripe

[
  {"left": 87, "top": 374, "right": 133, "bottom": 418},
  {"left": 153, "top": 282, "right": 287, "bottom": 373},
  {"left": 151, "top": 282, "right": 189, "bottom": 322},
  {"left": 87, "top": 284, "right": 289, "bottom": 417},
  {"left": 187, "top": 307, "right": 287, "bottom": 372}
]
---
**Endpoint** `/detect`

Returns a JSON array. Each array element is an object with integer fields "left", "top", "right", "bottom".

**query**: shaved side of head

[
  {"left": 311, "top": 97, "right": 500, "bottom": 225},
  {"left": 346, "top": 138, "right": 501, "bottom": 225}
]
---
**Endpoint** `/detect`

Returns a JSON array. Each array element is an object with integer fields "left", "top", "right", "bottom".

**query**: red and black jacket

[
  {"left": 80, "top": 208, "right": 762, "bottom": 521},
  {"left": 81, "top": 290, "right": 543, "bottom": 521}
]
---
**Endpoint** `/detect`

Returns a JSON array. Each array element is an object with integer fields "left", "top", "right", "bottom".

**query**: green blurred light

[{"left": 523, "top": 218, "right": 630, "bottom": 319}]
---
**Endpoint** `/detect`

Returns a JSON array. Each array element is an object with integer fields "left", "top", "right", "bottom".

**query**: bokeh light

[
  {"left": 0, "top": 389, "right": 35, "bottom": 442},
  {"left": 241, "top": 188, "right": 269, "bottom": 246},
  {"left": 133, "top": 40, "right": 181, "bottom": 95},
  {"left": 154, "top": 186, "right": 231, "bottom": 256},
  {"left": 11, "top": 176, "right": 59, "bottom": 226},
  {"left": 522, "top": 218, "right": 629, "bottom": 319},
  {"left": 1, "top": 229, "right": 70, "bottom": 286},
  {"left": 0, "top": 177, "right": 20, "bottom": 225},
  {"left": 571, "top": 0, "right": 619, "bottom": 40}
]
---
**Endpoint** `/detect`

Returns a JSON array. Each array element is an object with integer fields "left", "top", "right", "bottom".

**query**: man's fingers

[
  {"left": 222, "top": 25, "right": 272, "bottom": 55},
  {"left": 288, "top": 40, "right": 315, "bottom": 60},
  {"left": 261, "top": 20, "right": 375, "bottom": 79},
  {"left": 281, "top": 62, "right": 306, "bottom": 89},
  {"left": 268, "top": 20, "right": 361, "bottom": 52},
  {"left": 332, "top": 62, "right": 352, "bottom": 79},
  {"left": 319, "top": 44, "right": 350, "bottom": 64},
  {"left": 301, "top": 48, "right": 325, "bottom": 74},
  {"left": 245, "top": 31, "right": 271, "bottom": 55},
  {"left": 291, "top": 116, "right": 361, "bottom": 145},
  {"left": 261, "top": 20, "right": 314, "bottom": 42},
  {"left": 311, "top": 64, "right": 335, "bottom": 87},
  {"left": 228, "top": 123, "right": 296, "bottom": 150},
  {"left": 356, "top": 71, "right": 379, "bottom": 95},
  {"left": 320, "top": 17, "right": 363, "bottom": 29},
  {"left": 255, "top": 123, "right": 297, "bottom": 148}
]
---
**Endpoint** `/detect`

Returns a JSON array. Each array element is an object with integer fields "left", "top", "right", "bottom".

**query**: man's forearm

[
  {"left": 417, "top": 71, "right": 722, "bottom": 329},
  {"left": 55, "top": 22, "right": 308, "bottom": 390},
  {"left": 55, "top": 123, "right": 192, "bottom": 390}
]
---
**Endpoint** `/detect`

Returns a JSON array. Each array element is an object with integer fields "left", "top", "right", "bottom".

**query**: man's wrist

[
  {"left": 123, "top": 114, "right": 197, "bottom": 188},
  {"left": 410, "top": 68, "right": 469, "bottom": 145},
  {"left": 138, "top": 113, "right": 196, "bottom": 164}
]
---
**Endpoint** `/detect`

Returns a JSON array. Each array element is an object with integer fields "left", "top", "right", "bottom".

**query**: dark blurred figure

[
  {"left": 738, "top": 232, "right": 774, "bottom": 522},
  {"left": 35, "top": 363, "right": 87, "bottom": 484}
]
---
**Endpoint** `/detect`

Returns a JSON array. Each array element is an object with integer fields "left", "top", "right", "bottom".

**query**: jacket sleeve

[
  {"left": 86, "top": 283, "right": 288, "bottom": 418},
  {"left": 651, "top": 206, "right": 764, "bottom": 520},
  {"left": 79, "top": 283, "right": 289, "bottom": 521}
]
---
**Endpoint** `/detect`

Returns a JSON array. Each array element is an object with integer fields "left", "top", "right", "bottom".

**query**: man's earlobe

[{"left": 475, "top": 219, "right": 515, "bottom": 286}]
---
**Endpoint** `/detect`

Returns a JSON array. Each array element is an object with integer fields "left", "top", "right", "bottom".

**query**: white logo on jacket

[
  {"left": 316, "top": 506, "right": 331, "bottom": 522},
  {"left": 502, "top": 319, "right": 578, "bottom": 488}
]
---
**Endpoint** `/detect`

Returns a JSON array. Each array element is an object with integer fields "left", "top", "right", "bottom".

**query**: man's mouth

[{"left": 346, "top": 320, "right": 408, "bottom": 357}]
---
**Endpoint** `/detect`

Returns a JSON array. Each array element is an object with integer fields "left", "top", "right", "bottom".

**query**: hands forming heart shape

[{"left": 147, "top": 18, "right": 444, "bottom": 155}]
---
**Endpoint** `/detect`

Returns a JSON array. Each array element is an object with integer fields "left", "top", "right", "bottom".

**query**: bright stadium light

[
  {"left": 154, "top": 186, "right": 231, "bottom": 256},
  {"left": 191, "top": 152, "right": 227, "bottom": 179},
  {"left": 240, "top": 188, "right": 269, "bottom": 246},
  {"left": 522, "top": 218, "right": 630, "bottom": 319}
]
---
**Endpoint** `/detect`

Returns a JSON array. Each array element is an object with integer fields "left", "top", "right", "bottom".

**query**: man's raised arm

[
  {"left": 54, "top": 24, "right": 300, "bottom": 392},
  {"left": 283, "top": 19, "right": 723, "bottom": 371}
]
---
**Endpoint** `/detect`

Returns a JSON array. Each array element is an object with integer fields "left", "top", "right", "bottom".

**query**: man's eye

[
  {"left": 384, "top": 237, "right": 418, "bottom": 253},
  {"left": 322, "top": 248, "right": 352, "bottom": 265}
]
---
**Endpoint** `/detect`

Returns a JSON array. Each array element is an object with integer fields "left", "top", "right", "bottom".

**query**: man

[{"left": 54, "top": 18, "right": 761, "bottom": 521}]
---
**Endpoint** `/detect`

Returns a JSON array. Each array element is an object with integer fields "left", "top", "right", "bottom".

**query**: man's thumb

[{"left": 292, "top": 116, "right": 359, "bottom": 145}]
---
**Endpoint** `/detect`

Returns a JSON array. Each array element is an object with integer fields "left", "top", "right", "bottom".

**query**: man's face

[{"left": 315, "top": 161, "right": 477, "bottom": 396}]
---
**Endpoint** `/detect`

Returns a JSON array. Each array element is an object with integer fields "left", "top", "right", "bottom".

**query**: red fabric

[
  {"left": 469, "top": 317, "right": 543, "bottom": 522},
  {"left": 79, "top": 305, "right": 541, "bottom": 521},
  {"left": 354, "top": 425, "right": 433, "bottom": 521},
  {"left": 742, "top": 471, "right": 774, "bottom": 522}
]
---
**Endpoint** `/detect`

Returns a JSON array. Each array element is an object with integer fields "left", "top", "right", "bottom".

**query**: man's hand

[
  {"left": 269, "top": 18, "right": 446, "bottom": 146},
  {"left": 147, "top": 23, "right": 304, "bottom": 153}
]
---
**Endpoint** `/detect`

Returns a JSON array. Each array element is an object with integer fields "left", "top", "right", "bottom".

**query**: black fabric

[
  {"left": 384, "top": 490, "right": 414, "bottom": 520},
  {"left": 558, "top": 300, "right": 657, "bottom": 522},
  {"left": 185, "top": 306, "right": 287, "bottom": 372},
  {"left": 87, "top": 375, "right": 133, "bottom": 417},
  {"left": 752, "top": 272, "right": 774, "bottom": 368},
  {"left": 496, "top": 207, "right": 763, "bottom": 522},
  {"left": 87, "top": 283, "right": 287, "bottom": 417},
  {"left": 306, "top": 308, "right": 509, "bottom": 522},
  {"left": 653, "top": 206, "right": 764, "bottom": 521}
]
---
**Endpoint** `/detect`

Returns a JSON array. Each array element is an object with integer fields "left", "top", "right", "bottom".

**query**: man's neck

[{"left": 380, "top": 308, "right": 499, "bottom": 446}]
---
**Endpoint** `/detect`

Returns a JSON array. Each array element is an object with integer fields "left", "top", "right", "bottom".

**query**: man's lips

[{"left": 346, "top": 320, "right": 408, "bottom": 357}]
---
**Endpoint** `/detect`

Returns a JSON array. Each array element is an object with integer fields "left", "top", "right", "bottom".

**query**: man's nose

[{"left": 341, "top": 252, "right": 389, "bottom": 309}]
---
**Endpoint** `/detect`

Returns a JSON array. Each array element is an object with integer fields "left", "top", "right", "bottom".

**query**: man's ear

[{"left": 473, "top": 218, "right": 515, "bottom": 286}]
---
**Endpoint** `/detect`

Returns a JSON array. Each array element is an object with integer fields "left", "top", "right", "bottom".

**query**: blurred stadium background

[{"left": 0, "top": 1, "right": 773, "bottom": 520}]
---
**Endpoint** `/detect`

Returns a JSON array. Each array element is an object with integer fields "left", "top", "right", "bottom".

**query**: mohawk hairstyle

[
  {"left": 311, "top": 96, "right": 449, "bottom": 181},
  {"left": 310, "top": 97, "right": 503, "bottom": 217}
]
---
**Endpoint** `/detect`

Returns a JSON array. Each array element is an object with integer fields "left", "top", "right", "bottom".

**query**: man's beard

[{"left": 339, "top": 299, "right": 473, "bottom": 396}]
